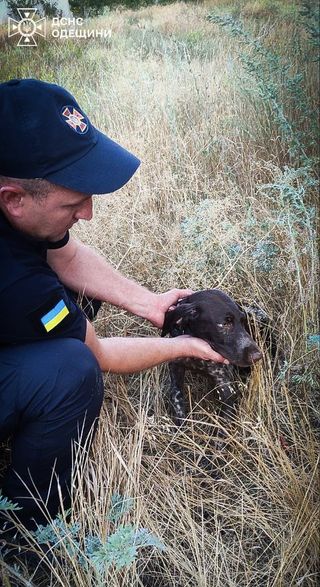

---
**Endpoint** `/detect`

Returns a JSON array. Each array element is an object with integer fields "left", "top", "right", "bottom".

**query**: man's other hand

[{"left": 146, "top": 288, "right": 193, "bottom": 329}]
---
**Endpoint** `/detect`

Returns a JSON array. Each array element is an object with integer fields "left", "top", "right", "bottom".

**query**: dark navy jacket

[{"left": 0, "top": 211, "right": 86, "bottom": 345}]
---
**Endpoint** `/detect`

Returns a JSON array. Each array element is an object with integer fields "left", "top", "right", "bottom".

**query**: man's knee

[
  {"left": 0, "top": 338, "right": 104, "bottom": 437},
  {"left": 52, "top": 338, "right": 103, "bottom": 402},
  {"left": 56, "top": 339, "right": 104, "bottom": 427},
  {"left": 23, "top": 338, "right": 104, "bottom": 424}
]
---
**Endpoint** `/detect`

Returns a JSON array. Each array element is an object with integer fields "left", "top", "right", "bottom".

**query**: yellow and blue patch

[{"left": 41, "top": 299, "right": 69, "bottom": 333}]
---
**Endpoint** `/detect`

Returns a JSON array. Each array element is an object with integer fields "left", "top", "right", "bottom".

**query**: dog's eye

[
  {"left": 224, "top": 316, "right": 233, "bottom": 325},
  {"left": 217, "top": 317, "right": 234, "bottom": 329}
]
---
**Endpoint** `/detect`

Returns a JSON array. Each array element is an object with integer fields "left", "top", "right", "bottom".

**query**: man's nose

[{"left": 75, "top": 197, "right": 93, "bottom": 221}]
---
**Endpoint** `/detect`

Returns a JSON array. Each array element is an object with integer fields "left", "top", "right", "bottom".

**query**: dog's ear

[{"left": 161, "top": 303, "right": 199, "bottom": 337}]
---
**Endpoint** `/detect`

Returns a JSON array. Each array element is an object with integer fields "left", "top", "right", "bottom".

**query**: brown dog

[{"left": 162, "top": 289, "right": 263, "bottom": 424}]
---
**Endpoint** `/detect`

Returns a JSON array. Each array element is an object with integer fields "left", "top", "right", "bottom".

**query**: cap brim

[{"left": 45, "top": 128, "right": 140, "bottom": 195}]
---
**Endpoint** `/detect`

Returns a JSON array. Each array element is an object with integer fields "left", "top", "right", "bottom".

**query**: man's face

[{"left": 15, "top": 186, "right": 93, "bottom": 241}]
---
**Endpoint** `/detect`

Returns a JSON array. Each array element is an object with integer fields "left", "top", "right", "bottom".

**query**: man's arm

[
  {"left": 85, "top": 321, "right": 229, "bottom": 373},
  {"left": 47, "top": 237, "right": 191, "bottom": 327}
]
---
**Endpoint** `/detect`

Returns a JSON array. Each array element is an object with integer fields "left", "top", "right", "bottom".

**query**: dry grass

[{"left": 0, "top": 1, "right": 319, "bottom": 586}]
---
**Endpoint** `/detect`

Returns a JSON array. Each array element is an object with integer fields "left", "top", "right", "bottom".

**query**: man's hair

[{"left": 0, "top": 176, "right": 52, "bottom": 198}]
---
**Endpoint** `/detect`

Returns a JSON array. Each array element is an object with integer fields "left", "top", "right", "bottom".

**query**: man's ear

[{"left": 0, "top": 185, "right": 26, "bottom": 217}]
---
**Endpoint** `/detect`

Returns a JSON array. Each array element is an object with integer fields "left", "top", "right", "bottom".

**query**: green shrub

[
  {"left": 31, "top": 494, "right": 165, "bottom": 575},
  {"left": 207, "top": 11, "right": 319, "bottom": 165}
]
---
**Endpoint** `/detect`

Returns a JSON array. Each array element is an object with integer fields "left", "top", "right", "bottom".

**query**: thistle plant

[
  {"left": 0, "top": 492, "right": 21, "bottom": 512},
  {"left": 31, "top": 493, "right": 165, "bottom": 575},
  {"left": 177, "top": 163, "right": 318, "bottom": 306},
  {"left": 207, "top": 11, "right": 319, "bottom": 165}
]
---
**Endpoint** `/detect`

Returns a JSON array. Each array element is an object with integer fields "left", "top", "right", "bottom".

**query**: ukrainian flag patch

[{"left": 41, "top": 299, "right": 69, "bottom": 332}]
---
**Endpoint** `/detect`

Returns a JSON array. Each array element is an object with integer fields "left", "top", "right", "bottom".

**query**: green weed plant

[{"left": 31, "top": 494, "right": 165, "bottom": 574}]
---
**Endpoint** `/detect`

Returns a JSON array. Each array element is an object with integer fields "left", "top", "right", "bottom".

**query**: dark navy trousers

[{"left": 0, "top": 338, "right": 103, "bottom": 530}]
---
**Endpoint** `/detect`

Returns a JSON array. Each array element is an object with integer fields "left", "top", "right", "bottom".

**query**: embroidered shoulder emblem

[
  {"left": 61, "top": 106, "right": 88, "bottom": 134},
  {"left": 41, "top": 299, "right": 70, "bottom": 332}
]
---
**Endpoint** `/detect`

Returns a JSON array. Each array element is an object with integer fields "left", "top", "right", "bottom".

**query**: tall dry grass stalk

[{"left": 0, "top": 1, "right": 319, "bottom": 586}]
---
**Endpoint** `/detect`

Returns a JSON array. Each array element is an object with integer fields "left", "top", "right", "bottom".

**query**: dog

[{"left": 161, "top": 289, "right": 267, "bottom": 425}]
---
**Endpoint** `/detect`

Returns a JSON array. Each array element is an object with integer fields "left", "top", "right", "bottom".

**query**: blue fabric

[
  {"left": 0, "top": 211, "right": 87, "bottom": 345},
  {"left": 0, "top": 338, "right": 103, "bottom": 529}
]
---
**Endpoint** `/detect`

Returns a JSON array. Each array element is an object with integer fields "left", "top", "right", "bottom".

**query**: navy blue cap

[{"left": 0, "top": 78, "right": 140, "bottom": 195}]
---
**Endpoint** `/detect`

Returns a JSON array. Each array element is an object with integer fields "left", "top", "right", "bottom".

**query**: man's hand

[
  {"left": 179, "top": 335, "right": 229, "bottom": 364},
  {"left": 145, "top": 288, "right": 193, "bottom": 328}
]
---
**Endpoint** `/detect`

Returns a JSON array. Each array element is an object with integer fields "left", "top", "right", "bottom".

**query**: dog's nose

[{"left": 249, "top": 349, "right": 262, "bottom": 363}]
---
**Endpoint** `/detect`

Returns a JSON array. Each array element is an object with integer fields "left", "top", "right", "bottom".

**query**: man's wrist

[
  {"left": 168, "top": 335, "right": 195, "bottom": 359},
  {"left": 126, "top": 290, "right": 159, "bottom": 323}
]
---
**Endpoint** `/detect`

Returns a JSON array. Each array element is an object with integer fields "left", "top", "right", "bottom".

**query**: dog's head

[{"left": 162, "top": 289, "right": 262, "bottom": 368}]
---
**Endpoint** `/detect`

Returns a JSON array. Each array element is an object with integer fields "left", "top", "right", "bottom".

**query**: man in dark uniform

[{"left": 0, "top": 79, "right": 228, "bottom": 532}]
